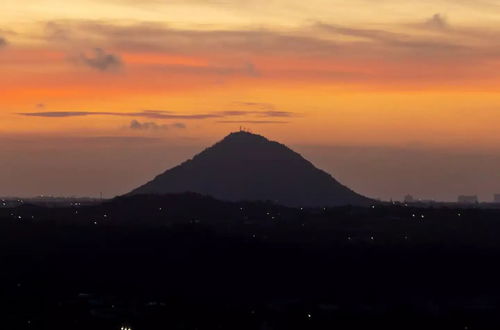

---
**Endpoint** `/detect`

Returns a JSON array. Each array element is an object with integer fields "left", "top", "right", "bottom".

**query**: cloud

[
  {"left": 129, "top": 120, "right": 169, "bottom": 130},
  {"left": 36, "top": 18, "right": 500, "bottom": 73},
  {"left": 19, "top": 109, "right": 295, "bottom": 119},
  {"left": 172, "top": 122, "right": 187, "bottom": 129},
  {"left": 78, "top": 48, "right": 123, "bottom": 72},
  {"left": 20, "top": 111, "right": 96, "bottom": 118},
  {"left": 315, "top": 22, "right": 406, "bottom": 42},
  {"left": 39, "top": 19, "right": 483, "bottom": 73},
  {"left": 134, "top": 110, "right": 218, "bottom": 119},
  {"left": 423, "top": 14, "right": 449, "bottom": 30},
  {"left": 18, "top": 110, "right": 213, "bottom": 119},
  {"left": 0, "top": 37, "right": 7, "bottom": 48},
  {"left": 216, "top": 110, "right": 294, "bottom": 117},
  {"left": 234, "top": 102, "right": 276, "bottom": 111},
  {"left": 154, "top": 62, "right": 262, "bottom": 78},
  {"left": 45, "top": 22, "right": 71, "bottom": 41},
  {"left": 315, "top": 22, "right": 460, "bottom": 52},
  {"left": 129, "top": 120, "right": 186, "bottom": 130},
  {"left": 42, "top": 21, "right": 340, "bottom": 56},
  {"left": 216, "top": 120, "right": 289, "bottom": 124},
  {"left": 259, "top": 111, "right": 294, "bottom": 117}
]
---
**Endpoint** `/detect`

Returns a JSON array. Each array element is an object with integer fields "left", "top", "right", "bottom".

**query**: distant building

[
  {"left": 494, "top": 194, "right": 500, "bottom": 203},
  {"left": 404, "top": 194, "right": 415, "bottom": 203},
  {"left": 458, "top": 195, "right": 479, "bottom": 204}
]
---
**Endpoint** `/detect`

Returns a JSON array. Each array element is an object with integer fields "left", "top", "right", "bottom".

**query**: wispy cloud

[
  {"left": 18, "top": 109, "right": 295, "bottom": 119},
  {"left": 217, "top": 110, "right": 294, "bottom": 117},
  {"left": 42, "top": 20, "right": 468, "bottom": 58},
  {"left": 129, "top": 120, "right": 187, "bottom": 130},
  {"left": 154, "top": 62, "right": 261, "bottom": 77},
  {"left": 18, "top": 110, "right": 215, "bottom": 119},
  {"left": 42, "top": 21, "right": 340, "bottom": 55},
  {"left": 20, "top": 111, "right": 96, "bottom": 118},
  {"left": 172, "top": 122, "right": 187, "bottom": 129},
  {"left": 216, "top": 120, "right": 289, "bottom": 124},
  {"left": 315, "top": 22, "right": 406, "bottom": 42},
  {"left": 234, "top": 102, "right": 276, "bottom": 111},
  {"left": 315, "top": 22, "right": 461, "bottom": 53},
  {"left": 21, "top": 17, "right": 500, "bottom": 87},
  {"left": 0, "top": 37, "right": 7, "bottom": 48}
]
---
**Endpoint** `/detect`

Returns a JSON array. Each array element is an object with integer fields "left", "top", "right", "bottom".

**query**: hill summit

[{"left": 129, "top": 131, "right": 371, "bottom": 207}]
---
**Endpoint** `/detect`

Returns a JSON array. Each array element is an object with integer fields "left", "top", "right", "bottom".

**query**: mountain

[{"left": 129, "top": 131, "right": 371, "bottom": 207}]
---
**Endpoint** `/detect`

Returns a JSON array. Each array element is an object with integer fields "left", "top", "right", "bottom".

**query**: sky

[{"left": 1, "top": 0, "right": 500, "bottom": 201}]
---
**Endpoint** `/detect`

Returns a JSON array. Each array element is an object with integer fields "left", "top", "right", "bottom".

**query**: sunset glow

[{"left": 2, "top": 0, "right": 500, "bottom": 200}]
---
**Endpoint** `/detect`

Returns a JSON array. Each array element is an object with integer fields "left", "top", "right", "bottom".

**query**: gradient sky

[{"left": 1, "top": 0, "right": 500, "bottom": 201}]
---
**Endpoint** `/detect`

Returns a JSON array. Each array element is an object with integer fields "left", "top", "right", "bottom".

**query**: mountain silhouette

[{"left": 129, "top": 131, "right": 371, "bottom": 207}]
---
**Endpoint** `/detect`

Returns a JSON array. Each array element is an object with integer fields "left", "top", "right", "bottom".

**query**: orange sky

[{"left": 1, "top": 0, "right": 500, "bottom": 200}]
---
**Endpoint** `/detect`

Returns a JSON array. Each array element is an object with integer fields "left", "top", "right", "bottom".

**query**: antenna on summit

[{"left": 239, "top": 126, "right": 253, "bottom": 133}]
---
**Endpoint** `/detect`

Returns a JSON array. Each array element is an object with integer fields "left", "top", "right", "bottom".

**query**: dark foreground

[{"left": 1, "top": 194, "right": 500, "bottom": 329}]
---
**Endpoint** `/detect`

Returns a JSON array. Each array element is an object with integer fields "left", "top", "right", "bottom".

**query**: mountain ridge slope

[{"left": 129, "top": 131, "right": 371, "bottom": 207}]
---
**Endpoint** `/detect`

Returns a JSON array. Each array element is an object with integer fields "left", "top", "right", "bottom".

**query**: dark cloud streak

[
  {"left": 18, "top": 109, "right": 295, "bottom": 120},
  {"left": 217, "top": 120, "right": 289, "bottom": 124},
  {"left": 20, "top": 112, "right": 97, "bottom": 118}
]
